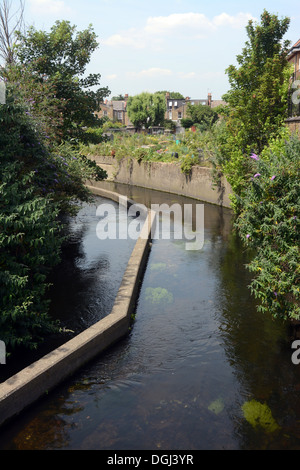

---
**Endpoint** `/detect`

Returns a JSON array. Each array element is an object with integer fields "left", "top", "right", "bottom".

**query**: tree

[
  {"left": 0, "top": 0, "right": 24, "bottom": 65},
  {"left": 127, "top": 92, "right": 166, "bottom": 129},
  {"left": 15, "top": 20, "right": 110, "bottom": 140},
  {"left": 156, "top": 90, "right": 184, "bottom": 99},
  {"left": 223, "top": 10, "right": 291, "bottom": 153},
  {"left": 0, "top": 71, "right": 107, "bottom": 353},
  {"left": 186, "top": 103, "right": 219, "bottom": 130},
  {"left": 217, "top": 10, "right": 292, "bottom": 206},
  {"left": 0, "top": 82, "right": 63, "bottom": 351},
  {"left": 111, "top": 94, "right": 125, "bottom": 101}
]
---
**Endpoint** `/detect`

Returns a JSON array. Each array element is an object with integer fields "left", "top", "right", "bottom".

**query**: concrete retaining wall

[
  {"left": 0, "top": 187, "right": 155, "bottom": 428},
  {"left": 91, "top": 155, "right": 232, "bottom": 208}
]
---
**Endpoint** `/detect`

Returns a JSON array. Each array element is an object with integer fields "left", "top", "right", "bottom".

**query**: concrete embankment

[
  {"left": 90, "top": 155, "right": 232, "bottom": 208},
  {"left": 0, "top": 187, "right": 155, "bottom": 428}
]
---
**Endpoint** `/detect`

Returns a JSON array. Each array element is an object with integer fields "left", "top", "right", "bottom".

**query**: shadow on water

[
  {"left": 1, "top": 183, "right": 300, "bottom": 450},
  {"left": 0, "top": 195, "right": 138, "bottom": 382}
]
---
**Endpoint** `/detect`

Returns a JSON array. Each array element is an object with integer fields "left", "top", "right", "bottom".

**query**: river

[{"left": 0, "top": 182, "right": 299, "bottom": 450}]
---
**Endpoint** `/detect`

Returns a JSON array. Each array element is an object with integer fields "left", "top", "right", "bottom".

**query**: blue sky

[{"left": 22, "top": 0, "right": 300, "bottom": 100}]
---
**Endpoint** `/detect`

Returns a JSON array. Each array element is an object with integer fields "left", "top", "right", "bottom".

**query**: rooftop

[{"left": 288, "top": 38, "right": 300, "bottom": 60}]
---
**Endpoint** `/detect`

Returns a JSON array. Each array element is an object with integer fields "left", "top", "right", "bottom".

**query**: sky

[{"left": 18, "top": 0, "right": 300, "bottom": 100}]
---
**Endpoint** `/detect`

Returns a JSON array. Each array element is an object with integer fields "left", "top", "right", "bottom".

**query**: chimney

[
  {"left": 207, "top": 93, "right": 212, "bottom": 107},
  {"left": 125, "top": 94, "right": 129, "bottom": 101}
]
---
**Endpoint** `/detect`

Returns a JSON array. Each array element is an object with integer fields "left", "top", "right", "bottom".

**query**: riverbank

[
  {"left": 89, "top": 155, "right": 232, "bottom": 208},
  {"left": 0, "top": 187, "right": 155, "bottom": 428}
]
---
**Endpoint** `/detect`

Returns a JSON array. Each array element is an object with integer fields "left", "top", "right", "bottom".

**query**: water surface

[{"left": 1, "top": 183, "right": 299, "bottom": 450}]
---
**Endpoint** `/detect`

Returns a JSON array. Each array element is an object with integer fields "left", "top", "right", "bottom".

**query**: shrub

[
  {"left": 0, "top": 79, "right": 107, "bottom": 353},
  {"left": 235, "top": 136, "right": 300, "bottom": 320},
  {"left": 0, "top": 162, "right": 63, "bottom": 350},
  {"left": 0, "top": 89, "right": 63, "bottom": 351},
  {"left": 181, "top": 118, "right": 194, "bottom": 129},
  {"left": 82, "top": 126, "right": 105, "bottom": 145}
]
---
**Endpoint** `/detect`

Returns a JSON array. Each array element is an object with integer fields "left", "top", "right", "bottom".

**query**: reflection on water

[
  {"left": 1, "top": 183, "right": 300, "bottom": 450},
  {"left": 0, "top": 195, "right": 138, "bottom": 381}
]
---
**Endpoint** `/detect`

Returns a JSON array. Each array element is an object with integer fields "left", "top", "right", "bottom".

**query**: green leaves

[
  {"left": 127, "top": 92, "right": 166, "bottom": 129},
  {"left": 0, "top": 160, "right": 63, "bottom": 351},
  {"left": 235, "top": 136, "right": 300, "bottom": 320},
  {"left": 218, "top": 10, "right": 291, "bottom": 199},
  {"left": 15, "top": 20, "right": 110, "bottom": 141},
  {"left": 186, "top": 103, "right": 219, "bottom": 131},
  {"left": 0, "top": 20, "right": 110, "bottom": 355}
]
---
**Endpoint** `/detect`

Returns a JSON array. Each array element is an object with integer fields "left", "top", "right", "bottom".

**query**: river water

[{"left": 1, "top": 183, "right": 300, "bottom": 450}]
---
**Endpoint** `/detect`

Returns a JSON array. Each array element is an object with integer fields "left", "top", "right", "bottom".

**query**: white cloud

[
  {"left": 145, "top": 12, "right": 255, "bottom": 35},
  {"left": 128, "top": 68, "right": 172, "bottom": 78},
  {"left": 103, "top": 32, "right": 146, "bottom": 49},
  {"left": 145, "top": 12, "right": 210, "bottom": 35},
  {"left": 106, "top": 74, "right": 117, "bottom": 80},
  {"left": 29, "top": 0, "right": 71, "bottom": 15},
  {"left": 104, "top": 11, "right": 256, "bottom": 50},
  {"left": 141, "top": 68, "right": 172, "bottom": 77},
  {"left": 213, "top": 12, "right": 256, "bottom": 29},
  {"left": 178, "top": 71, "right": 197, "bottom": 79}
]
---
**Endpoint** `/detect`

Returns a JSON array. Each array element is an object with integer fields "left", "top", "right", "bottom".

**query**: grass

[{"left": 79, "top": 128, "right": 216, "bottom": 173}]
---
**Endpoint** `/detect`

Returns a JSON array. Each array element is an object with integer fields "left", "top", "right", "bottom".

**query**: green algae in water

[
  {"left": 149, "top": 263, "right": 167, "bottom": 272},
  {"left": 145, "top": 287, "right": 173, "bottom": 305},
  {"left": 208, "top": 398, "right": 224, "bottom": 415},
  {"left": 242, "top": 399, "right": 280, "bottom": 433}
]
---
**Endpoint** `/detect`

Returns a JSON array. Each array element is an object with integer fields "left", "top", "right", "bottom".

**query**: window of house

[
  {"left": 178, "top": 112, "right": 182, "bottom": 119},
  {"left": 169, "top": 111, "right": 172, "bottom": 119}
]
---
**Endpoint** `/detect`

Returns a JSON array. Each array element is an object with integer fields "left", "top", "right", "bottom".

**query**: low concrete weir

[{"left": 0, "top": 187, "right": 156, "bottom": 428}]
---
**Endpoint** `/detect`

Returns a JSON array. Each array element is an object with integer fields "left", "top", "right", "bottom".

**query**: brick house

[
  {"left": 288, "top": 39, "right": 300, "bottom": 77},
  {"left": 97, "top": 91, "right": 226, "bottom": 129},
  {"left": 165, "top": 92, "right": 225, "bottom": 122},
  {"left": 97, "top": 94, "right": 132, "bottom": 126}
]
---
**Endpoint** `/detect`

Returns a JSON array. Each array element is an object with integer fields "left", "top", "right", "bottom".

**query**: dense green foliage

[
  {"left": 0, "top": 85, "right": 63, "bottom": 350},
  {"left": 80, "top": 127, "right": 216, "bottom": 172},
  {"left": 15, "top": 20, "right": 110, "bottom": 141},
  {"left": 0, "top": 24, "right": 108, "bottom": 352},
  {"left": 156, "top": 91, "right": 185, "bottom": 99},
  {"left": 235, "top": 136, "right": 299, "bottom": 320},
  {"left": 127, "top": 92, "right": 166, "bottom": 129},
  {"left": 185, "top": 103, "right": 219, "bottom": 131},
  {"left": 217, "top": 10, "right": 292, "bottom": 208},
  {"left": 214, "top": 10, "right": 300, "bottom": 321}
]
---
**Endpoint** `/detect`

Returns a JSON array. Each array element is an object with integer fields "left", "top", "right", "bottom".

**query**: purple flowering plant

[{"left": 235, "top": 139, "right": 300, "bottom": 320}]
